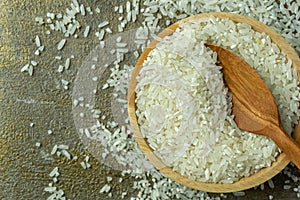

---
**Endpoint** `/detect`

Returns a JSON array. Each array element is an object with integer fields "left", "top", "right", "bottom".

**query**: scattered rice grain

[
  {"left": 83, "top": 26, "right": 90, "bottom": 37},
  {"left": 98, "top": 21, "right": 109, "bottom": 28},
  {"left": 57, "top": 39, "right": 67, "bottom": 50}
]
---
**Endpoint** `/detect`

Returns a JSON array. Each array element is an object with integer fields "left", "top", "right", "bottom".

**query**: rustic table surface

[{"left": 0, "top": 0, "right": 299, "bottom": 199}]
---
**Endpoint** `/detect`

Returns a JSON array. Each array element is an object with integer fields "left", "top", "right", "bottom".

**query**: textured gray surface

[
  {"left": 0, "top": 0, "right": 135, "bottom": 199},
  {"left": 0, "top": 0, "right": 299, "bottom": 199}
]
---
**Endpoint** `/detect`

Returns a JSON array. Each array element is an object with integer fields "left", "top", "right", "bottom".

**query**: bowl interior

[{"left": 128, "top": 12, "right": 300, "bottom": 193}]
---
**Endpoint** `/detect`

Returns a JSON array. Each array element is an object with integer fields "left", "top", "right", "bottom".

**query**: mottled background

[{"left": 0, "top": 0, "right": 299, "bottom": 199}]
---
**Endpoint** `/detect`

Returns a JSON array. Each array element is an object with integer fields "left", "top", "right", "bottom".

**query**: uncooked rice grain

[
  {"left": 57, "top": 39, "right": 67, "bottom": 50},
  {"left": 135, "top": 16, "right": 300, "bottom": 183},
  {"left": 24, "top": 0, "right": 300, "bottom": 199},
  {"left": 84, "top": 26, "right": 90, "bottom": 37},
  {"left": 98, "top": 21, "right": 109, "bottom": 28},
  {"left": 35, "top": 35, "right": 41, "bottom": 47}
]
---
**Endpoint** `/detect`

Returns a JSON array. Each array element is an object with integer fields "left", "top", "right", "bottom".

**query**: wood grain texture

[
  {"left": 206, "top": 44, "right": 300, "bottom": 169},
  {"left": 128, "top": 12, "right": 300, "bottom": 193}
]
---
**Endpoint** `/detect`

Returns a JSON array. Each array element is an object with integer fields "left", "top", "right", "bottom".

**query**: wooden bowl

[{"left": 128, "top": 12, "right": 300, "bottom": 193}]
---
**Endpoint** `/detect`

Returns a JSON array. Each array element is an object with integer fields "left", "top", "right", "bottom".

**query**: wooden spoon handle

[{"left": 268, "top": 124, "right": 300, "bottom": 169}]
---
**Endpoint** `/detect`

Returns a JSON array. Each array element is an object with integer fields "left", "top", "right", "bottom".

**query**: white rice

[
  {"left": 58, "top": 144, "right": 69, "bottom": 150},
  {"left": 61, "top": 149, "right": 72, "bottom": 159},
  {"left": 49, "top": 167, "right": 59, "bottom": 177},
  {"left": 57, "top": 65, "right": 64, "bottom": 73},
  {"left": 57, "top": 39, "right": 67, "bottom": 50},
  {"left": 20, "top": 64, "right": 30, "bottom": 72},
  {"left": 99, "top": 184, "right": 111, "bottom": 193},
  {"left": 35, "top": 17, "right": 44, "bottom": 25},
  {"left": 95, "top": 7, "right": 100, "bottom": 13},
  {"left": 105, "top": 27, "right": 112, "bottom": 34},
  {"left": 48, "top": 130, "right": 53, "bottom": 135},
  {"left": 65, "top": 58, "right": 71, "bottom": 69},
  {"left": 35, "top": 35, "right": 41, "bottom": 47},
  {"left": 31, "top": 60, "right": 37, "bottom": 66},
  {"left": 98, "top": 30, "right": 105, "bottom": 40},
  {"left": 34, "top": 49, "right": 40, "bottom": 55},
  {"left": 233, "top": 191, "right": 246, "bottom": 197},
  {"left": 100, "top": 41, "right": 105, "bottom": 48},
  {"left": 80, "top": 161, "right": 87, "bottom": 169},
  {"left": 80, "top": 4, "right": 85, "bottom": 16},
  {"left": 28, "top": 65, "right": 34, "bottom": 76},
  {"left": 83, "top": 26, "right": 90, "bottom": 37},
  {"left": 44, "top": 186, "right": 57, "bottom": 192},
  {"left": 26, "top": 0, "right": 300, "bottom": 198},
  {"left": 51, "top": 145, "right": 58, "bottom": 155},
  {"left": 61, "top": 79, "right": 69, "bottom": 86},
  {"left": 98, "top": 21, "right": 109, "bottom": 29},
  {"left": 135, "top": 17, "right": 300, "bottom": 183},
  {"left": 268, "top": 179, "right": 275, "bottom": 189},
  {"left": 119, "top": 5, "right": 123, "bottom": 14},
  {"left": 38, "top": 45, "right": 44, "bottom": 52}
]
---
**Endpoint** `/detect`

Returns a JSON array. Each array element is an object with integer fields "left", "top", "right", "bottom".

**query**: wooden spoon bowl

[{"left": 128, "top": 13, "right": 300, "bottom": 193}]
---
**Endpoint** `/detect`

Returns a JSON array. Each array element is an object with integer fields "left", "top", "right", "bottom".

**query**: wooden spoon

[
  {"left": 128, "top": 13, "right": 300, "bottom": 193},
  {"left": 206, "top": 44, "right": 300, "bottom": 169}
]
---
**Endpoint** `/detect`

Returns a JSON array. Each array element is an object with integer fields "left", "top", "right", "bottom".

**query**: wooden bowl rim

[{"left": 128, "top": 12, "right": 300, "bottom": 193}]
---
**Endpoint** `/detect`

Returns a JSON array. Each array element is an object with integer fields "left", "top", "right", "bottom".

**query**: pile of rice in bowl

[{"left": 134, "top": 16, "right": 300, "bottom": 183}]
